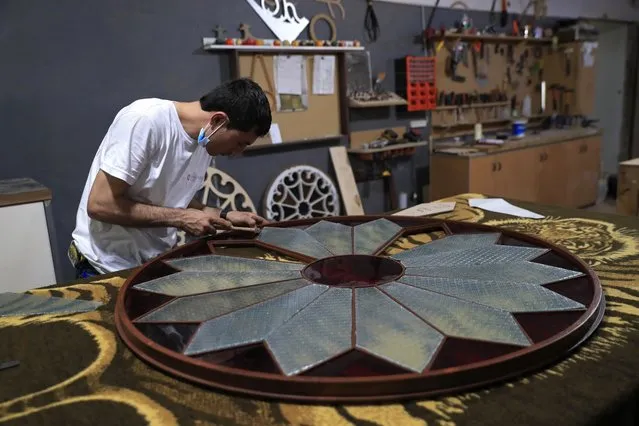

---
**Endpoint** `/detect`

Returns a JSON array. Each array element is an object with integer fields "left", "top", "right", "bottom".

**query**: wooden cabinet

[
  {"left": 429, "top": 134, "right": 602, "bottom": 208},
  {"left": 0, "top": 178, "right": 58, "bottom": 292},
  {"left": 617, "top": 158, "right": 639, "bottom": 216}
]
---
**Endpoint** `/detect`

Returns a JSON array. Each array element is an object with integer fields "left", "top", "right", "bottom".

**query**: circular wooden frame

[
  {"left": 309, "top": 13, "right": 337, "bottom": 42},
  {"left": 114, "top": 216, "right": 605, "bottom": 404}
]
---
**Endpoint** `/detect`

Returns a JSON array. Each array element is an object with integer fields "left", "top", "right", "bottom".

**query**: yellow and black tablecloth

[{"left": 2, "top": 194, "right": 639, "bottom": 425}]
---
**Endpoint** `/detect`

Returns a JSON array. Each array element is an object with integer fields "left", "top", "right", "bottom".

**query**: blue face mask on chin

[{"left": 197, "top": 120, "right": 227, "bottom": 147}]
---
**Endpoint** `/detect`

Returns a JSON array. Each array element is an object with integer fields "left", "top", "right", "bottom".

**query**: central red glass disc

[{"left": 302, "top": 255, "right": 405, "bottom": 287}]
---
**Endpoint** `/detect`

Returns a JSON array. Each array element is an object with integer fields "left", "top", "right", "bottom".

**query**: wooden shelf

[
  {"left": 202, "top": 38, "right": 365, "bottom": 53},
  {"left": 435, "top": 33, "right": 552, "bottom": 44},
  {"left": 243, "top": 135, "right": 345, "bottom": 154},
  {"left": 348, "top": 141, "right": 428, "bottom": 154},
  {"left": 348, "top": 93, "right": 407, "bottom": 108},
  {"left": 435, "top": 102, "right": 508, "bottom": 111}
]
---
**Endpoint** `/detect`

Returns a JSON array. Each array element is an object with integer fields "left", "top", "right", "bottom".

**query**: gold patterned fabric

[{"left": 2, "top": 193, "right": 639, "bottom": 425}]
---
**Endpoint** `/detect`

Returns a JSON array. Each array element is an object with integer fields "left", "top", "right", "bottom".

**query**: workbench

[
  {"left": 429, "top": 127, "right": 602, "bottom": 207},
  {"left": 1, "top": 193, "right": 638, "bottom": 425}
]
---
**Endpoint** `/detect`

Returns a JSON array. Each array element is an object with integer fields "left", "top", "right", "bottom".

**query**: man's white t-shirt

[{"left": 72, "top": 98, "right": 211, "bottom": 273}]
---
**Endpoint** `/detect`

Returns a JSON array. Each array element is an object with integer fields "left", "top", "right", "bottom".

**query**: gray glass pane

[
  {"left": 166, "top": 254, "right": 303, "bottom": 272},
  {"left": 135, "top": 279, "right": 310, "bottom": 323},
  {"left": 406, "top": 262, "right": 584, "bottom": 285},
  {"left": 0, "top": 292, "right": 102, "bottom": 317},
  {"left": 398, "top": 276, "right": 585, "bottom": 313},
  {"left": 184, "top": 284, "right": 329, "bottom": 355},
  {"left": 400, "top": 245, "right": 548, "bottom": 268},
  {"left": 355, "top": 288, "right": 444, "bottom": 372},
  {"left": 266, "top": 288, "right": 353, "bottom": 375},
  {"left": 381, "top": 282, "right": 531, "bottom": 346},
  {"left": 304, "top": 220, "right": 353, "bottom": 255},
  {"left": 133, "top": 270, "right": 302, "bottom": 296},
  {"left": 353, "top": 219, "right": 402, "bottom": 254},
  {"left": 393, "top": 233, "right": 501, "bottom": 260},
  {"left": 258, "top": 227, "right": 334, "bottom": 259}
]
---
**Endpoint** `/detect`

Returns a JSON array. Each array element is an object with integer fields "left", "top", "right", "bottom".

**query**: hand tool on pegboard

[
  {"left": 423, "top": 0, "right": 441, "bottom": 56},
  {"left": 447, "top": 43, "right": 466, "bottom": 83},
  {"left": 500, "top": 0, "right": 508, "bottom": 27}
]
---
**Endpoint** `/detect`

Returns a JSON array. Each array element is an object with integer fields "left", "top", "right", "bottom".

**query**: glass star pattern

[{"left": 133, "top": 220, "right": 588, "bottom": 376}]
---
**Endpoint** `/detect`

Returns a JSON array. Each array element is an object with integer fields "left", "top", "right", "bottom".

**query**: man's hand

[
  {"left": 179, "top": 208, "right": 232, "bottom": 236},
  {"left": 226, "top": 211, "right": 269, "bottom": 228}
]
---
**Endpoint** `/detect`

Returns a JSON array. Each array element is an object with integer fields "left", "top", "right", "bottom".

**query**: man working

[{"left": 70, "top": 78, "right": 271, "bottom": 278}]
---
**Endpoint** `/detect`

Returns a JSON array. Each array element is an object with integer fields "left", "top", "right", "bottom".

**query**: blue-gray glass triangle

[
  {"left": 0, "top": 293, "right": 102, "bottom": 317},
  {"left": 405, "top": 261, "right": 584, "bottom": 284},
  {"left": 399, "top": 245, "right": 548, "bottom": 268},
  {"left": 133, "top": 270, "right": 302, "bottom": 296},
  {"left": 381, "top": 282, "right": 531, "bottom": 346},
  {"left": 304, "top": 220, "right": 353, "bottom": 255},
  {"left": 184, "top": 284, "right": 329, "bottom": 356},
  {"left": 134, "top": 279, "right": 310, "bottom": 323},
  {"left": 398, "top": 276, "right": 585, "bottom": 313},
  {"left": 257, "top": 227, "right": 334, "bottom": 259},
  {"left": 166, "top": 254, "right": 303, "bottom": 272},
  {"left": 265, "top": 287, "right": 353, "bottom": 375},
  {"left": 353, "top": 218, "right": 402, "bottom": 254},
  {"left": 355, "top": 288, "right": 444, "bottom": 372},
  {"left": 392, "top": 233, "right": 501, "bottom": 260}
]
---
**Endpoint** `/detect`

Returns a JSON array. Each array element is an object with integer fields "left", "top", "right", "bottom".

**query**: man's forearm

[{"left": 89, "top": 196, "right": 189, "bottom": 229}]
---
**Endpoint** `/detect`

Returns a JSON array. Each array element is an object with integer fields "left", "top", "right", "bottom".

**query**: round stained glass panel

[{"left": 115, "top": 216, "right": 605, "bottom": 403}]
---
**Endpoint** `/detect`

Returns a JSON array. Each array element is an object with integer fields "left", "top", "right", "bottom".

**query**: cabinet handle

[
  {"left": 539, "top": 153, "right": 545, "bottom": 162},
  {"left": 497, "top": 161, "right": 502, "bottom": 171},
  {"left": 579, "top": 144, "right": 588, "bottom": 153},
  {"left": 492, "top": 162, "right": 497, "bottom": 172}
]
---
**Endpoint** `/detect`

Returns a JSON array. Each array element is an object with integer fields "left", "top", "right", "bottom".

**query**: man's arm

[{"left": 87, "top": 170, "right": 231, "bottom": 233}]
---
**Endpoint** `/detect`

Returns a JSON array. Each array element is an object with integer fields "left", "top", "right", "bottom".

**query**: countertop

[
  {"left": 0, "top": 178, "right": 52, "bottom": 207},
  {"left": 433, "top": 127, "right": 602, "bottom": 157}
]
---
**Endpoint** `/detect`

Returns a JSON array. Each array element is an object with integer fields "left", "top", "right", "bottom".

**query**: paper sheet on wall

[
  {"left": 582, "top": 42, "right": 598, "bottom": 68},
  {"left": 275, "top": 55, "right": 303, "bottom": 95},
  {"left": 269, "top": 123, "right": 283, "bottom": 144},
  {"left": 469, "top": 198, "right": 544, "bottom": 219},
  {"left": 312, "top": 55, "right": 335, "bottom": 95},
  {"left": 274, "top": 55, "right": 308, "bottom": 112}
]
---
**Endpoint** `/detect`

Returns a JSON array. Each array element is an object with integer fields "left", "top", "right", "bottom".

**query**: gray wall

[{"left": 0, "top": 0, "right": 530, "bottom": 282}]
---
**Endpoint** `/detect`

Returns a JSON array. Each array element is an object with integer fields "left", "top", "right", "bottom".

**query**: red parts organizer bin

[{"left": 404, "top": 56, "right": 436, "bottom": 111}]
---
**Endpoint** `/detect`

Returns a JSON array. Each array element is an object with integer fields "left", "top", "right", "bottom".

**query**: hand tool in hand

[{"left": 0, "top": 360, "right": 19, "bottom": 371}]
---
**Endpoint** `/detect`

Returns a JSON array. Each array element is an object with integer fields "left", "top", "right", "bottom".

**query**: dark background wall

[{"left": 0, "top": 0, "right": 539, "bottom": 282}]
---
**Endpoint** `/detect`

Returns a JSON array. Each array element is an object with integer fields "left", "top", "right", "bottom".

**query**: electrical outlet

[{"left": 410, "top": 119, "right": 428, "bottom": 129}]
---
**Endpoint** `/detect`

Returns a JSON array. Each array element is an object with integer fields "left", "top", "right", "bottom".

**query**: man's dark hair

[{"left": 199, "top": 78, "right": 272, "bottom": 137}]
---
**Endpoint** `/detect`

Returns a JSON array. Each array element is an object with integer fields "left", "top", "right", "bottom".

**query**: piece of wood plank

[{"left": 329, "top": 146, "right": 365, "bottom": 215}]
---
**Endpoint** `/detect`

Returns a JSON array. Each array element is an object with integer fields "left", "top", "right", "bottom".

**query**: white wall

[
  {"left": 377, "top": 0, "right": 639, "bottom": 22},
  {"left": 593, "top": 21, "right": 629, "bottom": 175}
]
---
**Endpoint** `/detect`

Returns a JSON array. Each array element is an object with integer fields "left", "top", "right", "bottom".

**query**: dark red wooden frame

[{"left": 114, "top": 216, "right": 605, "bottom": 404}]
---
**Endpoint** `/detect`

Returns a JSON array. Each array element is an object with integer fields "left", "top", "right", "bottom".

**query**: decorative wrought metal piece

[
  {"left": 115, "top": 217, "right": 605, "bottom": 403},
  {"left": 0, "top": 292, "right": 102, "bottom": 317},
  {"left": 264, "top": 165, "right": 340, "bottom": 222}
]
